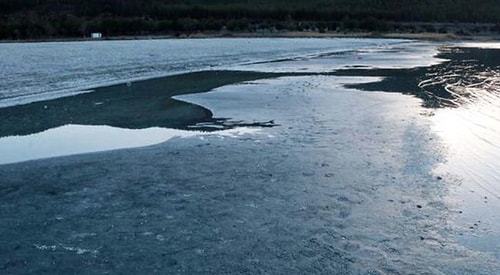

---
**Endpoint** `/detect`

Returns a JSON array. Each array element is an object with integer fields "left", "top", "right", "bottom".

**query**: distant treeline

[{"left": 1, "top": 0, "right": 500, "bottom": 39}]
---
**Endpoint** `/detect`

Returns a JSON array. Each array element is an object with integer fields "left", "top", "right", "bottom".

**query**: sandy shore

[{"left": 1, "top": 69, "right": 499, "bottom": 273}]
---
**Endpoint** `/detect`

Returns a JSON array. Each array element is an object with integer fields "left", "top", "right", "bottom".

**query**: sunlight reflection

[
  {"left": 429, "top": 46, "right": 500, "bottom": 246},
  {"left": 433, "top": 87, "right": 500, "bottom": 252},
  {"left": 433, "top": 80, "right": 500, "bottom": 199},
  {"left": 459, "top": 42, "right": 500, "bottom": 49}
]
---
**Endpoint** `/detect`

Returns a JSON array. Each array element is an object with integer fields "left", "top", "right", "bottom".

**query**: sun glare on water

[{"left": 432, "top": 65, "right": 500, "bottom": 199}]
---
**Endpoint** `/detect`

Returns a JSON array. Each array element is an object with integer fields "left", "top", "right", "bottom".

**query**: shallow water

[
  {"left": 0, "top": 124, "right": 260, "bottom": 165},
  {"left": 0, "top": 39, "right": 441, "bottom": 164},
  {"left": 0, "top": 38, "right": 408, "bottom": 107},
  {"left": 334, "top": 44, "right": 500, "bottom": 256},
  {"left": 429, "top": 48, "right": 500, "bottom": 256},
  {"left": 1, "top": 38, "right": 500, "bottom": 272},
  {"left": 2, "top": 72, "right": 498, "bottom": 273}
]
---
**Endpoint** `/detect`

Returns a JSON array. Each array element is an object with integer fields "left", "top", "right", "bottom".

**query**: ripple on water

[{"left": 430, "top": 48, "right": 500, "bottom": 255}]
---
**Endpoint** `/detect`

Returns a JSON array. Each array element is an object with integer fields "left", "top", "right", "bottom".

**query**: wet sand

[
  {"left": 0, "top": 71, "right": 285, "bottom": 138},
  {"left": 1, "top": 67, "right": 499, "bottom": 273}
]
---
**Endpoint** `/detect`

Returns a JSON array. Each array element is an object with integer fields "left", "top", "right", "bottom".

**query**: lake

[{"left": 0, "top": 38, "right": 499, "bottom": 273}]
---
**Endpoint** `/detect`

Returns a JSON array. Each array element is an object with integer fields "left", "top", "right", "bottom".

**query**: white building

[{"left": 90, "top": 32, "right": 102, "bottom": 39}]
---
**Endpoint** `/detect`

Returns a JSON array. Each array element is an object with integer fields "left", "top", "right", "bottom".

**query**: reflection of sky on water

[
  {"left": 0, "top": 125, "right": 259, "bottom": 165},
  {"left": 434, "top": 99, "right": 500, "bottom": 255},
  {"left": 333, "top": 42, "right": 500, "bottom": 253},
  {"left": 0, "top": 40, "right": 443, "bottom": 165},
  {"left": 2, "top": 42, "right": 500, "bottom": 206},
  {"left": 431, "top": 47, "right": 500, "bottom": 196},
  {"left": 1, "top": 39, "right": 500, "bottom": 255},
  {"left": 430, "top": 52, "right": 500, "bottom": 255},
  {"left": 434, "top": 99, "right": 500, "bottom": 197},
  {"left": 458, "top": 42, "right": 500, "bottom": 49}
]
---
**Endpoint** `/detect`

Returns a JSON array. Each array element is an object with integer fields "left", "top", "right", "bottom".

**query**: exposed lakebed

[{"left": 0, "top": 39, "right": 499, "bottom": 273}]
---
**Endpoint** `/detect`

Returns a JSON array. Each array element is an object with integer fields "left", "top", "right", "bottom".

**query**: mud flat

[
  {"left": 1, "top": 40, "right": 500, "bottom": 273},
  {"left": 1, "top": 72, "right": 498, "bottom": 274}
]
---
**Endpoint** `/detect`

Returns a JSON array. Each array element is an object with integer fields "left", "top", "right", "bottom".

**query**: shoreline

[
  {"left": 1, "top": 73, "right": 498, "bottom": 273},
  {"left": 0, "top": 70, "right": 283, "bottom": 138},
  {"left": 2, "top": 30, "right": 499, "bottom": 44},
  {"left": 1, "top": 38, "right": 499, "bottom": 273}
]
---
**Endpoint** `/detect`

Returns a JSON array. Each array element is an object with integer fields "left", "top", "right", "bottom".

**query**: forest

[{"left": 1, "top": 0, "right": 500, "bottom": 39}]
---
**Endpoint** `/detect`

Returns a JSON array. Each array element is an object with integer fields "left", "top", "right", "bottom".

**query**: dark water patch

[
  {"left": 334, "top": 47, "right": 500, "bottom": 108},
  {"left": 0, "top": 71, "right": 287, "bottom": 138},
  {"left": 243, "top": 56, "right": 308, "bottom": 65}
]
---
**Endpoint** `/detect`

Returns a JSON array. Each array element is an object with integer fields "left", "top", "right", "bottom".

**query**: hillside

[{"left": 1, "top": 0, "right": 500, "bottom": 39}]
